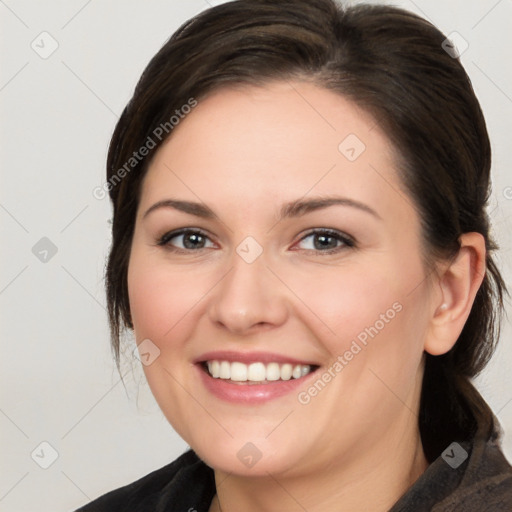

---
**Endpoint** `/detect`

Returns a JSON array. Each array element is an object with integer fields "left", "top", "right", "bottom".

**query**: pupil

[
  {"left": 184, "top": 233, "right": 204, "bottom": 249},
  {"left": 314, "top": 234, "right": 336, "bottom": 250}
]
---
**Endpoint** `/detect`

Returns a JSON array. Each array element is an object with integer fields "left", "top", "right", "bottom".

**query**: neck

[{"left": 208, "top": 417, "right": 429, "bottom": 512}]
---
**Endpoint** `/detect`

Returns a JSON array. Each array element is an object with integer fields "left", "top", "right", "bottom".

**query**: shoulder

[
  {"left": 74, "top": 449, "right": 215, "bottom": 512},
  {"left": 391, "top": 433, "right": 512, "bottom": 512},
  {"left": 434, "top": 439, "right": 512, "bottom": 511}
]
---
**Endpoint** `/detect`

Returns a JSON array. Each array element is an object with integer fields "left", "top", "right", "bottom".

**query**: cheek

[
  {"left": 288, "top": 254, "right": 427, "bottom": 376},
  {"left": 127, "top": 252, "right": 202, "bottom": 344},
  {"left": 126, "top": 252, "right": 208, "bottom": 441},
  {"left": 288, "top": 263, "right": 407, "bottom": 343},
  {"left": 290, "top": 264, "right": 427, "bottom": 425}
]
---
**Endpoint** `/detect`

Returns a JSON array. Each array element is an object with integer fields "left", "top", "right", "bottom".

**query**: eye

[
  {"left": 156, "top": 229, "right": 216, "bottom": 251},
  {"left": 156, "top": 228, "right": 354, "bottom": 254},
  {"left": 293, "top": 229, "right": 355, "bottom": 254}
]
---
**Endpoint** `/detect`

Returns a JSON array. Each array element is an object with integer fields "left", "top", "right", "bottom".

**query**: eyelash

[{"left": 156, "top": 228, "right": 356, "bottom": 255}]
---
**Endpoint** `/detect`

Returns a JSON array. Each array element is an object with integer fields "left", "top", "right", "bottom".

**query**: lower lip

[{"left": 195, "top": 364, "right": 317, "bottom": 404}]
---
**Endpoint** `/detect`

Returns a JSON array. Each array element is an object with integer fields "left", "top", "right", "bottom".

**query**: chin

[{"left": 189, "top": 435, "right": 303, "bottom": 477}]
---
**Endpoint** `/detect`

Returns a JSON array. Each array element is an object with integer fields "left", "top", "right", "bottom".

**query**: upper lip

[{"left": 194, "top": 350, "right": 319, "bottom": 366}]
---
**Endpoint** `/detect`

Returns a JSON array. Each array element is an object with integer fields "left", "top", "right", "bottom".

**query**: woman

[{"left": 76, "top": 0, "right": 512, "bottom": 510}]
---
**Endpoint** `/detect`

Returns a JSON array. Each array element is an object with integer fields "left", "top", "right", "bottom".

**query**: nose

[{"left": 207, "top": 250, "right": 289, "bottom": 335}]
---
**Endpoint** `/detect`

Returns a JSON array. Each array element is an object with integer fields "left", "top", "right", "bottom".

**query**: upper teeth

[{"left": 206, "top": 361, "right": 312, "bottom": 382}]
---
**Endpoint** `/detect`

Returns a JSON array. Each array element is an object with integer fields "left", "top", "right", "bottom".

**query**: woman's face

[{"left": 128, "top": 82, "right": 434, "bottom": 478}]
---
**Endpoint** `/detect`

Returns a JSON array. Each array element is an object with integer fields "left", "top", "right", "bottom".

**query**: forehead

[{"left": 139, "top": 81, "right": 409, "bottom": 223}]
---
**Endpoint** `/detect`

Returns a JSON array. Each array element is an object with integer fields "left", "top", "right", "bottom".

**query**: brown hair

[{"left": 105, "top": 0, "right": 506, "bottom": 461}]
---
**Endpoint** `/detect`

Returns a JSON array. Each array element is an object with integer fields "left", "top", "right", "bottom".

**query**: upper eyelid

[
  {"left": 158, "top": 228, "right": 214, "bottom": 244},
  {"left": 293, "top": 229, "right": 355, "bottom": 250}
]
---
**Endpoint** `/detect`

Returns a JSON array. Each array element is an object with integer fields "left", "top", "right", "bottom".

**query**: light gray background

[{"left": 1, "top": 1, "right": 511, "bottom": 510}]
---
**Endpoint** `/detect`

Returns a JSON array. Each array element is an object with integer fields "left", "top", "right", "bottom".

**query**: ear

[{"left": 424, "top": 232, "right": 486, "bottom": 356}]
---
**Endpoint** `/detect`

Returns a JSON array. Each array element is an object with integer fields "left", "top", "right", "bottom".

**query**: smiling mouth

[{"left": 201, "top": 360, "right": 319, "bottom": 384}]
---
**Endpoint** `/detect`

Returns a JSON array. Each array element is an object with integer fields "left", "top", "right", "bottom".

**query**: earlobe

[{"left": 424, "top": 232, "right": 486, "bottom": 356}]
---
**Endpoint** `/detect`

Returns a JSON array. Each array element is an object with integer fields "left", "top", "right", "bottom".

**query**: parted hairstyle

[{"left": 104, "top": 0, "right": 507, "bottom": 462}]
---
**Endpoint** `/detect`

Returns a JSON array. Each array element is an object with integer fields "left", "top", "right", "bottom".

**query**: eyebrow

[{"left": 142, "top": 196, "right": 381, "bottom": 221}]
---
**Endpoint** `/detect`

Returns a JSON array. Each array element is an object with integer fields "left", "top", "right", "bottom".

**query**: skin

[{"left": 127, "top": 81, "right": 486, "bottom": 511}]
